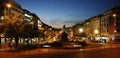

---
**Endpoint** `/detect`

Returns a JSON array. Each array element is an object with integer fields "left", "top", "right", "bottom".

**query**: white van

[{"left": 95, "top": 36, "right": 110, "bottom": 43}]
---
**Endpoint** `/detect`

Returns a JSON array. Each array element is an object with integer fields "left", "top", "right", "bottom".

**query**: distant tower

[
  {"left": 62, "top": 25, "right": 66, "bottom": 32},
  {"left": 61, "top": 25, "right": 68, "bottom": 42},
  {"left": 63, "top": 25, "right": 65, "bottom": 29}
]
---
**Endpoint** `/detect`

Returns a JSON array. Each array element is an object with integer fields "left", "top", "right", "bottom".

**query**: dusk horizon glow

[{"left": 14, "top": 0, "right": 120, "bottom": 28}]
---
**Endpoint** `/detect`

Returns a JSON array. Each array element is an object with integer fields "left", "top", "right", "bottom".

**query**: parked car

[{"left": 95, "top": 36, "right": 110, "bottom": 43}]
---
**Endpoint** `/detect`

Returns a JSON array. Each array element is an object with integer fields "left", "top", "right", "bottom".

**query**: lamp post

[
  {"left": 4, "top": 3, "right": 11, "bottom": 50},
  {"left": 79, "top": 28, "right": 84, "bottom": 39},
  {"left": 6, "top": 3, "right": 11, "bottom": 8},
  {"left": 4, "top": 3, "right": 11, "bottom": 20},
  {"left": 94, "top": 29, "right": 99, "bottom": 34},
  {"left": 113, "top": 14, "right": 116, "bottom": 31},
  {"left": 113, "top": 14, "right": 116, "bottom": 17},
  {"left": 79, "top": 28, "right": 84, "bottom": 33},
  {"left": 113, "top": 14, "right": 117, "bottom": 41},
  {"left": 94, "top": 29, "right": 99, "bottom": 38}
]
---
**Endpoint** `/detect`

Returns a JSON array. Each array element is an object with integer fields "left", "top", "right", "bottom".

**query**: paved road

[
  {"left": 1, "top": 42, "right": 120, "bottom": 58},
  {"left": 0, "top": 48, "right": 120, "bottom": 58}
]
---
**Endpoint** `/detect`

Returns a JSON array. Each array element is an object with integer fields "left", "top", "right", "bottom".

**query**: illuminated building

[
  {"left": 0, "top": 0, "right": 24, "bottom": 21},
  {"left": 101, "top": 7, "right": 120, "bottom": 40},
  {"left": 0, "top": 0, "right": 44, "bottom": 44},
  {"left": 83, "top": 16, "right": 101, "bottom": 37},
  {"left": 23, "top": 9, "right": 33, "bottom": 25},
  {"left": 0, "top": 0, "right": 24, "bottom": 44}
]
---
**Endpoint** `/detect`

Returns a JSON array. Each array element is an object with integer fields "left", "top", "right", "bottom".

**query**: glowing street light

[
  {"left": 79, "top": 28, "right": 84, "bottom": 33},
  {"left": 113, "top": 14, "right": 116, "bottom": 17},
  {"left": 4, "top": 3, "right": 12, "bottom": 20},
  {"left": 114, "top": 30, "right": 117, "bottom": 33},
  {"left": 6, "top": 3, "right": 11, "bottom": 8},
  {"left": 94, "top": 29, "right": 99, "bottom": 34},
  {"left": 113, "top": 13, "right": 117, "bottom": 37}
]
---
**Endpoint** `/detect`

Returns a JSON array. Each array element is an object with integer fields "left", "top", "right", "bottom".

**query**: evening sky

[{"left": 15, "top": 0, "right": 120, "bottom": 28}]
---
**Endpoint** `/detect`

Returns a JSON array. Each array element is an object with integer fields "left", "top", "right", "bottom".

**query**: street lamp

[
  {"left": 113, "top": 14, "right": 116, "bottom": 17},
  {"left": 94, "top": 29, "right": 99, "bottom": 39},
  {"left": 79, "top": 28, "right": 84, "bottom": 33},
  {"left": 79, "top": 28, "right": 84, "bottom": 39},
  {"left": 113, "top": 13, "right": 117, "bottom": 29},
  {"left": 6, "top": 3, "right": 12, "bottom": 8},
  {"left": 3, "top": 3, "right": 11, "bottom": 50},
  {"left": 113, "top": 14, "right": 117, "bottom": 40},
  {"left": 114, "top": 30, "right": 117, "bottom": 33},
  {"left": 94, "top": 29, "right": 99, "bottom": 34},
  {"left": 4, "top": 3, "right": 12, "bottom": 20}
]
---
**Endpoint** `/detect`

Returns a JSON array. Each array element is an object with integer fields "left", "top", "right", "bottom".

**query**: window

[{"left": 116, "top": 29, "right": 120, "bottom": 32}]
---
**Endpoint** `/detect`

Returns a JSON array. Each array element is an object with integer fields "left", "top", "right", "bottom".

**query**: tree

[
  {"left": 0, "top": 14, "right": 40, "bottom": 47},
  {"left": 2, "top": 18, "right": 24, "bottom": 48},
  {"left": 0, "top": 22, "right": 5, "bottom": 44},
  {"left": 22, "top": 24, "right": 40, "bottom": 45}
]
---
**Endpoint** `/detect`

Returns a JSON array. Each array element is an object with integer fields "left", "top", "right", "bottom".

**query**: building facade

[
  {"left": 23, "top": 9, "right": 33, "bottom": 25},
  {"left": 0, "top": 0, "right": 24, "bottom": 44},
  {"left": 72, "top": 24, "right": 84, "bottom": 36},
  {"left": 82, "top": 7, "right": 120, "bottom": 40},
  {"left": 0, "top": 0, "right": 44, "bottom": 44},
  {"left": 84, "top": 16, "right": 101, "bottom": 38},
  {"left": 101, "top": 7, "right": 120, "bottom": 40},
  {"left": 0, "top": 0, "right": 24, "bottom": 21}
]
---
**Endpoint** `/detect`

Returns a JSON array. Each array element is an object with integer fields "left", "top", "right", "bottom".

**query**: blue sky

[{"left": 15, "top": 0, "right": 120, "bottom": 28}]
